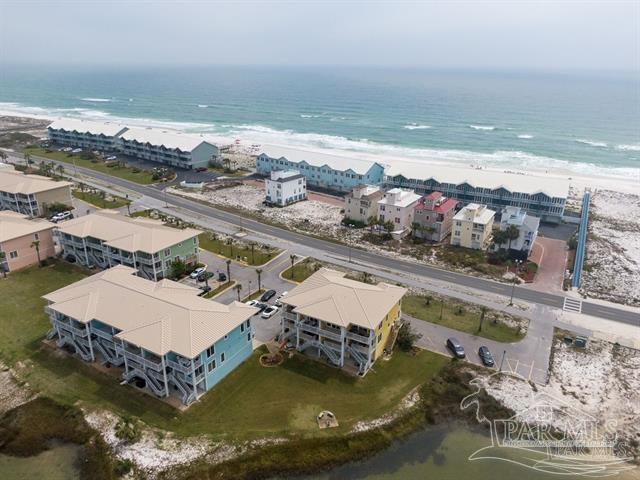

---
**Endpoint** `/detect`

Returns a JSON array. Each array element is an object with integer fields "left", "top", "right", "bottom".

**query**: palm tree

[
  {"left": 289, "top": 254, "right": 297, "bottom": 280},
  {"left": 0, "top": 251, "right": 6, "bottom": 278},
  {"left": 225, "top": 259, "right": 231, "bottom": 281},
  {"left": 226, "top": 238, "right": 234, "bottom": 258},
  {"left": 361, "top": 271, "right": 372, "bottom": 284},
  {"left": 505, "top": 225, "right": 520, "bottom": 250},
  {"left": 249, "top": 242, "right": 257, "bottom": 264},
  {"left": 30, "top": 240, "right": 42, "bottom": 267},
  {"left": 24, "top": 153, "right": 31, "bottom": 167},
  {"left": 411, "top": 221, "right": 422, "bottom": 239},
  {"left": 478, "top": 306, "right": 487, "bottom": 332},
  {"left": 56, "top": 164, "right": 65, "bottom": 177},
  {"left": 256, "top": 268, "right": 263, "bottom": 291},
  {"left": 367, "top": 216, "right": 377, "bottom": 233},
  {"left": 234, "top": 283, "right": 242, "bottom": 301}
]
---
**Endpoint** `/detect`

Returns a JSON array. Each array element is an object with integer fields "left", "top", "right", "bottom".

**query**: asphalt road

[{"left": 9, "top": 152, "right": 640, "bottom": 327}]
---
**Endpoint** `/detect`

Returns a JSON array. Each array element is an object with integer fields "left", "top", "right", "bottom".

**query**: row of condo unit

[
  {"left": 47, "top": 118, "right": 219, "bottom": 170},
  {"left": 255, "top": 145, "right": 569, "bottom": 223},
  {"left": 344, "top": 184, "right": 540, "bottom": 253}
]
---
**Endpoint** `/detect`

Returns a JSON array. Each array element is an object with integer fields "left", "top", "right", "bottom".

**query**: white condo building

[
  {"left": 377, "top": 188, "right": 422, "bottom": 239},
  {"left": 265, "top": 170, "right": 307, "bottom": 207}
]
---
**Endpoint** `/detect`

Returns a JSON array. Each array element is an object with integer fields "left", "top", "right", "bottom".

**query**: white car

[
  {"left": 71, "top": 148, "right": 82, "bottom": 153},
  {"left": 62, "top": 147, "right": 73, "bottom": 152},
  {"left": 189, "top": 266, "right": 207, "bottom": 279},
  {"left": 245, "top": 300, "right": 258, "bottom": 307},
  {"left": 50, "top": 211, "right": 73, "bottom": 223},
  {"left": 106, "top": 155, "right": 117, "bottom": 161},
  {"left": 261, "top": 305, "right": 279, "bottom": 319},
  {"left": 275, "top": 291, "right": 288, "bottom": 306}
]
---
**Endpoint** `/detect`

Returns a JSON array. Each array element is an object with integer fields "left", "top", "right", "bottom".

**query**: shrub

[
  {"left": 396, "top": 323, "right": 422, "bottom": 352},
  {"left": 170, "top": 259, "right": 187, "bottom": 279},
  {"left": 114, "top": 416, "right": 142, "bottom": 444},
  {"left": 114, "top": 458, "right": 134, "bottom": 476}
]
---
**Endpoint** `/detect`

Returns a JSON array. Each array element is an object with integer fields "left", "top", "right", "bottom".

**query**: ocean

[{"left": 0, "top": 65, "right": 638, "bottom": 179}]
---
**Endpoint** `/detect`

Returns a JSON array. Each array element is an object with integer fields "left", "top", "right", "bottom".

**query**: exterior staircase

[
  {"left": 93, "top": 337, "right": 124, "bottom": 366},
  {"left": 57, "top": 336, "right": 93, "bottom": 362},
  {"left": 346, "top": 344, "right": 367, "bottom": 374},
  {"left": 167, "top": 373, "right": 197, "bottom": 405},
  {"left": 123, "top": 367, "right": 166, "bottom": 397},
  {"left": 299, "top": 339, "right": 341, "bottom": 366}
]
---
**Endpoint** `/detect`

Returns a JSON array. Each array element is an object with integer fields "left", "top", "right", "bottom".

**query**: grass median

[
  {"left": 23, "top": 147, "right": 156, "bottom": 184},
  {"left": 72, "top": 190, "right": 130, "bottom": 209}
]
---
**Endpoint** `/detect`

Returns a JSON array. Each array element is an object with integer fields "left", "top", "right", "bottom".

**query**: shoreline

[{"left": 0, "top": 112, "right": 638, "bottom": 196}]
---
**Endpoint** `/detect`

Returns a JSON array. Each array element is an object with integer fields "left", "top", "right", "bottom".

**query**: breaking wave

[
  {"left": 575, "top": 139, "right": 608, "bottom": 148},
  {"left": 404, "top": 124, "right": 432, "bottom": 130},
  {"left": 616, "top": 144, "right": 640, "bottom": 152},
  {"left": 81, "top": 97, "right": 112, "bottom": 102},
  {"left": 517, "top": 134, "right": 534, "bottom": 139},
  {"left": 469, "top": 125, "right": 496, "bottom": 131}
]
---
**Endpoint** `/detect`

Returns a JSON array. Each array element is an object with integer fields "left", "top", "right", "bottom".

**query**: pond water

[
  {"left": 305, "top": 425, "right": 640, "bottom": 480},
  {"left": 0, "top": 443, "right": 81, "bottom": 480}
]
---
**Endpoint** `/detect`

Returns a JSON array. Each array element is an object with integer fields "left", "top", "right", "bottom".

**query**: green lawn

[
  {"left": 402, "top": 294, "right": 525, "bottom": 343},
  {"left": 281, "top": 257, "right": 323, "bottom": 283},
  {"left": 23, "top": 147, "right": 156, "bottom": 184},
  {"left": 242, "top": 289, "right": 265, "bottom": 302},
  {"left": 203, "top": 281, "right": 234, "bottom": 299},
  {"left": 0, "top": 263, "right": 448, "bottom": 442},
  {"left": 72, "top": 190, "right": 130, "bottom": 209},
  {"left": 198, "top": 233, "right": 281, "bottom": 266}
]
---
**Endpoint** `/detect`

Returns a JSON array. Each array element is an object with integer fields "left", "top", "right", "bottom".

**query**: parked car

[
  {"left": 260, "top": 289, "right": 277, "bottom": 302},
  {"left": 274, "top": 291, "right": 288, "bottom": 306},
  {"left": 254, "top": 302, "right": 268, "bottom": 312},
  {"left": 197, "top": 271, "right": 214, "bottom": 282},
  {"left": 50, "top": 211, "right": 73, "bottom": 223},
  {"left": 105, "top": 155, "right": 117, "bottom": 161},
  {"left": 446, "top": 337, "right": 466, "bottom": 359},
  {"left": 71, "top": 148, "right": 82, "bottom": 153},
  {"left": 261, "top": 305, "right": 279, "bottom": 319},
  {"left": 245, "top": 300, "right": 258, "bottom": 307},
  {"left": 478, "top": 346, "right": 495, "bottom": 367},
  {"left": 195, "top": 167, "right": 207, "bottom": 172},
  {"left": 217, "top": 272, "right": 227, "bottom": 282},
  {"left": 190, "top": 266, "right": 207, "bottom": 279}
]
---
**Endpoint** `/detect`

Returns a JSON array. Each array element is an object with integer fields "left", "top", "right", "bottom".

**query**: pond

[
  {"left": 0, "top": 443, "right": 81, "bottom": 480},
  {"left": 305, "top": 425, "right": 640, "bottom": 480}
]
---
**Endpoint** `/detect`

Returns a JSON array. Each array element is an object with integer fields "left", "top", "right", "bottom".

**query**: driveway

[{"left": 526, "top": 237, "right": 568, "bottom": 294}]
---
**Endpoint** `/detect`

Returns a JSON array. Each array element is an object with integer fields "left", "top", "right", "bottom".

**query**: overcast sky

[{"left": 0, "top": 0, "right": 638, "bottom": 71}]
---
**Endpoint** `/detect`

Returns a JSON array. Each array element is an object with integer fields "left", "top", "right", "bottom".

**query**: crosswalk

[{"left": 563, "top": 297, "right": 583, "bottom": 314}]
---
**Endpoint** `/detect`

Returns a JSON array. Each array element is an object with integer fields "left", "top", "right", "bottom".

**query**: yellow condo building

[{"left": 280, "top": 268, "right": 406, "bottom": 376}]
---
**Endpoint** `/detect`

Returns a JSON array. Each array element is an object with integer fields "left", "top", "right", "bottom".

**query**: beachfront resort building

[
  {"left": 48, "top": 118, "right": 128, "bottom": 151},
  {"left": 48, "top": 120, "right": 219, "bottom": 170},
  {"left": 413, "top": 192, "right": 459, "bottom": 242},
  {"left": 0, "top": 167, "right": 73, "bottom": 217},
  {"left": 377, "top": 188, "right": 422, "bottom": 239},
  {"left": 118, "top": 127, "right": 219, "bottom": 170},
  {"left": 493, "top": 206, "right": 540, "bottom": 255},
  {"left": 256, "top": 145, "right": 385, "bottom": 193},
  {"left": 450, "top": 203, "right": 496, "bottom": 250},
  {"left": 44, "top": 265, "right": 256, "bottom": 405},
  {"left": 344, "top": 185, "right": 384, "bottom": 225},
  {"left": 0, "top": 211, "right": 56, "bottom": 272},
  {"left": 55, "top": 211, "right": 201, "bottom": 280},
  {"left": 384, "top": 163, "right": 569, "bottom": 223},
  {"left": 280, "top": 268, "right": 406, "bottom": 376},
  {"left": 265, "top": 170, "right": 307, "bottom": 207}
]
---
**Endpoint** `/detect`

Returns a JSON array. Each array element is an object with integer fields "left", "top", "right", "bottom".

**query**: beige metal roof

[
  {"left": 120, "top": 127, "right": 216, "bottom": 152},
  {"left": 0, "top": 210, "right": 55, "bottom": 242},
  {"left": 56, "top": 211, "right": 201, "bottom": 254},
  {"left": 282, "top": 268, "right": 406, "bottom": 330},
  {"left": 43, "top": 265, "right": 257, "bottom": 358},
  {"left": 0, "top": 169, "right": 73, "bottom": 195}
]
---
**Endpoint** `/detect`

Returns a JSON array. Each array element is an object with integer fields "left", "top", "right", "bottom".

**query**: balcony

[
  {"left": 346, "top": 330, "right": 371, "bottom": 344},
  {"left": 318, "top": 327, "right": 342, "bottom": 342}
]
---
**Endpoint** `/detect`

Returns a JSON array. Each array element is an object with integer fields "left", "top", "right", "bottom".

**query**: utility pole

[
  {"left": 499, "top": 350, "right": 507, "bottom": 372},
  {"left": 509, "top": 279, "right": 516, "bottom": 306}
]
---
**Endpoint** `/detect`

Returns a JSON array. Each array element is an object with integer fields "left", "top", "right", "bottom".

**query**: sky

[{"left": 0, "top": 0, "right": 638, "bottom": 71}]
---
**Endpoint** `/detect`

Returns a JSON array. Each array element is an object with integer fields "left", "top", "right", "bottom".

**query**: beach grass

[
  {"left": 23, "top": 147, "right": 156, "bottom": 184},
  {"left": 198, "top": 233, "right": 280, "bottom": 266}
]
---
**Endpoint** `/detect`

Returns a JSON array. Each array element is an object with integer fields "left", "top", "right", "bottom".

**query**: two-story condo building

[
  {"left": 344, "top": 184, "right": 384, "bottom": 225},
  {"left": 256, "top": 145, "right": 385, "bottom": 193},
  {"left": 280, "top": 268, "right": 406, "bottom": 376},
  {"left": 377, "top": 188, "right": 422, "bottom": 239},
  {"left": 118, "top": 127, "right": 219, "bottom": 170},
  {"left": 493, "top": 206, "right": 540, "bottom": 255},
  {"left": 413, "top": 192, "right": 458, "bottom": 242},
  {"left": 44, "top": 266, "right": 257, "bottom": 405},
  {"left": 451, "top": 203, "right": 496, "bottom": 250},
  {"left": 384, "top": 162, "right": 569, "bottom": 224},
  {"left": 0, "top": 168, "right": 73, "bottom": 217},
  {"left": 48, "top": 118, "right": 128, "bottom": 151},
  {"left": 265, "top": 170, "right": 307, "bottom": 206},
  {"left": 55, "top": 211, "right": 201, "bottom": 280},
  {"left": 0, "top": 211, "right": 56, "bottom": 272}
]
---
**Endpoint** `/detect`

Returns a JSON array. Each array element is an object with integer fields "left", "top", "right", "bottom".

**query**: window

[
  {"left": 34, "top": 233, "right": 39, "bottom": 240},
  {"left": 206, "top": 346, "right": 215, "bottom": 358},
  {"left": 246, "top": 319, "right": 251, "bottom": 328},
  {"left": 194, "top": 365, "right": 203, "bottom": 376},
  {"left": 247, "top": 333, "right": 251, "bottom": 342},
  {"left": 165, "top": 259, "right": 171, "bottom": 268},
  {"left": 164, "top": 248, "right": 171, "bottom": 256},
  {"left": 193, "top": 238, "right": 197, "bottom": 244},
  {"left": 9, "top": 251, "right": 18, "bottom": 259},
  {"left": 395, "top": 217, "right": 400, "bottom": 223},
  {"left": 207, "top": 360, "right": 216, "bottom": 373},
  {"left": 220, "top": 352, "right": 225, "bottom": 363},
  {"left": 224, "top": 334, "right": 228, "bottom": 340},
  {"left": 241, "top": 323, "right": 245, "bottom": 333}
]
